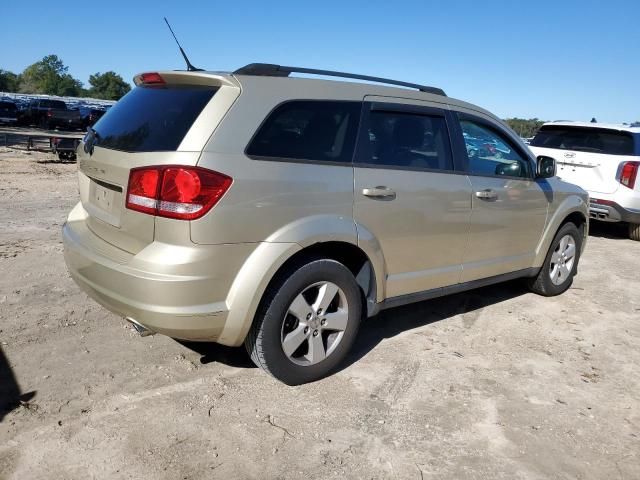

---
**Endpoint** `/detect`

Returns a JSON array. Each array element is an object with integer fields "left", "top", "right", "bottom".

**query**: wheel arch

[
  {"left": 534, "top": 195, "right": 588, "bottom": 267},
  {"left": 262, "top": 214, "right": 386, "bottom": 306},
  {"left": 263, "top": 241, "right": 379, "bottom": 316},
  {"left": 219, "top": 218, "right": 386, "bottom": 347},
  {"left": 560, "top": 211, "right": 588, "bottom": 235}
]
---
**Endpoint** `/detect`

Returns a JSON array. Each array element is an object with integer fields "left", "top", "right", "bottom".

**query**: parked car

[
  {"left": 530, "top": 122, "right": 640, "bottom": 240},
  {"left": 22, "top": 99, "right": 84, "bottom": 130},
  {"left": 79, "top": 106, "right": 108, "bottom": 128},
  {"left": 0, "top": 100, "right": 18, "bottom": 125},
  {"left": 464, "top": 136, "right": 511, "bottom": 161},
  {"left": 63, "top": 64, "right": 589, "bottom": 384}
]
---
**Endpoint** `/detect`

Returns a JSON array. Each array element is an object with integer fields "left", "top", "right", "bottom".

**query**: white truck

[{"left": 530, "top": 122, "right": 640, "bottom": 240}]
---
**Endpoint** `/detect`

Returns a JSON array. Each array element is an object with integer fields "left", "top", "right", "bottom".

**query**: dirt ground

[{"left": 0, "top": 148, "right": 638, "bottom": 480}]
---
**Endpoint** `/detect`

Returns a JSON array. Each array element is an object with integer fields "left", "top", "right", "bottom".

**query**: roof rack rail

[{"left": 233, "top": 63, "right": 446, "bottom": 96}]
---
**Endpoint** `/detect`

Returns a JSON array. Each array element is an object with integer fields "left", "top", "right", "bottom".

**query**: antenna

[{"left": 164, "top": 17, "right": 203, "bottom": 72}]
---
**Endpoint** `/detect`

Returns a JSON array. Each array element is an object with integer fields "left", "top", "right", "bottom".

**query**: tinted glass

[
  {"left": 93, "top": 85, "right": 217, "bottom": 152},
  {"left": 40, "top": 100, "right": 66, "bottom": 109},
  {"left": 360, "top": 111, "right": 453, "bottom": 170},
  {"left": 460, "top": 120, "right": 531, "bottom": 178},
  {"left": 531, "top": 126, "right": 634, "bottom": 156},
  {"left": 247, "top": 101, "right": 361, "bottom": 163},
  {"left": 0, "top": 102, "right": 17, "bottom": 111}
]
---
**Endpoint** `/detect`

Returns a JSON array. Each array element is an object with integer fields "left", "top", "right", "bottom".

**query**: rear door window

[
  {"left": 358, "top": 109, "right": 453, "bottom": 171},
  {"left": 246, "top": 101, "right": 361, "bottom": 163},
  {"left": 92, "top": 85, "right": 217, "bottom": 152},
  {"left": 531, "top": 126, "right": 634, "bottom": 155}
]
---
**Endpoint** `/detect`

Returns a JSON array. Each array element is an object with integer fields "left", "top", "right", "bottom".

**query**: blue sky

[{"left": 2, "top": 0, "right": 638, "bottom": 122}]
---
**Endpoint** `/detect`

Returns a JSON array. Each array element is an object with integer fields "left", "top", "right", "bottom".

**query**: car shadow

[
  {"left": 177, "top": 340, "right": 257, "bottom": 368},
  {"left": 339, "top": 279, "right": 529, "bottom": 371},
  {"left": 588, "top": 221, "right": 630, "bottom": 240},
  {"left": 179, "top": 279, "right": 529, "bottom": 375},
  {"left": 0, "top": 347, "right": 36, "bottom": 422}
]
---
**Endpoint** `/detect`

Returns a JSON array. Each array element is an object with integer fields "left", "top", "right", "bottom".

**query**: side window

[
  {"left": 460, "top": 119, "right": 532, "bottom": 178},
  {"left": 360, "top": 110, "right": 453, "bottom": 171},
  {"left": 246, "top": 101, "right": 361, "bottom": 163}
]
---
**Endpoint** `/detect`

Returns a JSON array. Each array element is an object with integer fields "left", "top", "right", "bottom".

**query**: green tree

[
  {"left": 504, "top": 118, "right": 546, "bottom": 138},
  {"left": 0, "top": 70, "right": 20, "bottom": 92},
  {"left": 87, "top": 71, "right": 131, "bottom": 100},
  {"left": 19, "top": 55, "right": 82, "bottom": 96},
  {"left": 57, "top": 74, "right": 83, "bottom": 96}
]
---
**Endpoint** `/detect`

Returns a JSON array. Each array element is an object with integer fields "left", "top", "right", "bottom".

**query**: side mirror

[{"left": 536, "top": 156, "right": 556, "bottom": 178}]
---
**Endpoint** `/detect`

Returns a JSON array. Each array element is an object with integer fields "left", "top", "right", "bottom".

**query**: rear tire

[
  {"left": 629, "top": 223, "right": 640, "bottom": 241},
  {"left": 528, "top": 222, "right": 582, "bottom": 296},
  {"left": 245, "top": 259, "right": 362, "bottom": 385}
]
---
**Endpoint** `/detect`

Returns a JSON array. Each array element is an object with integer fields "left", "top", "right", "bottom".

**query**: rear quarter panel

[{"left": 191, "top": 77, "right": 364, "bottom": 246}]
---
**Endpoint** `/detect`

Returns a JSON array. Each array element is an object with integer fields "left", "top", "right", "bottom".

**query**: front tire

[
  {"left": 245, "top": 259, "right": 362, "bottom": 385},
  {"left": 629, "top": 223, "right": 640, "bottom": 241},
  {"left": 528, "top": 222, "right": 582, "bottom": 296}
]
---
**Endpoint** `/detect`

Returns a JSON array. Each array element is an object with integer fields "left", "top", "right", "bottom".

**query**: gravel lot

[{"left": 0, "top": 149, "right": 638, "bottom": 479}]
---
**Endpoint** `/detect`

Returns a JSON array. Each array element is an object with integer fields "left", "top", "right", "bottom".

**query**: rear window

[
  {"left": 92, "top": 85, "right": 217, "bottom": 152},
  {"left": 0, "top": 102, "right": 17, "bottom": 111},
  {"left": 40, "top": 100, "right": 67, "bottom": 110},
  {"left": 246, "top": 101, "right": 361, "bottom": 163},
  {"left": 531, "top": 126, "right": 634, "bottom": 156}
]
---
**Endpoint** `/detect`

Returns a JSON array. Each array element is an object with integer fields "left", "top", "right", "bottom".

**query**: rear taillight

[
  {"left": 620, "top": 161, "right": 639, "bottom": 189},
  {"left": 126, "top": 166, "right": 232, "bottom": 220},
  {"left": 47, "top": 109, "right": 53, "bottom": 117}
]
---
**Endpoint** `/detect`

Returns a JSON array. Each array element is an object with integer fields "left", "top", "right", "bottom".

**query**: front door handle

[
  {"left": 475, "top": 189, "right": 498, "bottom": 200},
  {"left": 362, "top": 186, "right": 396, "bottom": 200}
]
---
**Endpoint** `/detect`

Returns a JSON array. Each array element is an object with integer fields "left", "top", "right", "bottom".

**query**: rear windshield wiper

[
  {"left": 87, "top": 126, "right": 101, "bottom": 139},
  {"left": 84, "top": 127, "right": 101, "bottom": 153}
]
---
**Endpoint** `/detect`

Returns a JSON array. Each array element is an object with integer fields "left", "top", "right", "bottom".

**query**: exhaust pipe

[{"left": 125, "top": 317, "right": 155, "bottom": 337}]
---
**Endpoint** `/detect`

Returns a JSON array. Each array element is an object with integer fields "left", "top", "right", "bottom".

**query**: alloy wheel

[
  {"left": 280, "top": 281, "right": 349, "bottom": 366},
  {"left": 549, "top": 234, "right": 576, "bottom": 286}
]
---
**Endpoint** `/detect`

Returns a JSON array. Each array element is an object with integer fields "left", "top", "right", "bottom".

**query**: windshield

[
  {"left": 531, "top": 126, "right": 634, "bottom": 156},
  {"left": 92, "top": 85, "right": 217, "bottom": 152}
]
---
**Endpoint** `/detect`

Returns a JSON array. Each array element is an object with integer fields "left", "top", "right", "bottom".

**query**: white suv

[{"left": 530, "top": 122, "right": 640, "bottom": 240}]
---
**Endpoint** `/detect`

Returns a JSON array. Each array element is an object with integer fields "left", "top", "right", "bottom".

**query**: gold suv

[{"left": 63, "top": 64, "right": 589, "bottom": 384}]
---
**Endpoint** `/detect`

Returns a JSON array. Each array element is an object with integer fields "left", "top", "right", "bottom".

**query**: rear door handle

[
  {"left": 362, "top": 186, "right": 396, "bottom": 200},
  {"left": 475, "top": 189, "right": 498, "bottom": 200}
]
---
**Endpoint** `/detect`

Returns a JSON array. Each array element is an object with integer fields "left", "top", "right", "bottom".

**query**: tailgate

[
  {"left": 74, "top": 71, "right": 239, "bottom": 254},
  {"left": 531, "top": 146, "right": 625, "bottom": 194},
  {"left": 53, "top": 109, "right": 77, "bottom": 120},
  {"left": 530, "top": 125, "right": 637, "bottom": 194},
  {"left": 77, "top": 148, "right": 201, "bottom": 253}
]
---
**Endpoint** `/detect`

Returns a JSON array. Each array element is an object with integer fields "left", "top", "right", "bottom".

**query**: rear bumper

[
  {"left": 62, "top": 203, "right": 257, "bottom": 341},
  {"left": 589, "top": 199, "right": 640, "bottom": 224}
]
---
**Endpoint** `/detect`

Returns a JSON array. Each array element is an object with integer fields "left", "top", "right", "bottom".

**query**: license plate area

[
  {"left": 94, "top": 184, "right": 114, "bottom": 210},
  {"left": 87, "top": 177, "right": 123, "bottom": 227}
]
